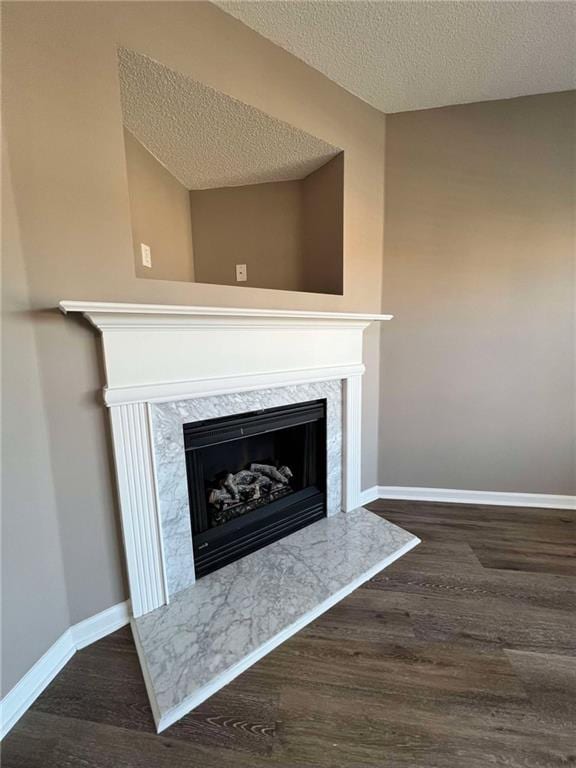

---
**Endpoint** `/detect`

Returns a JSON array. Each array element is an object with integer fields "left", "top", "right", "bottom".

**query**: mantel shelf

[{"left": 59, "top": 300, "right": 393, "bottom": 324}]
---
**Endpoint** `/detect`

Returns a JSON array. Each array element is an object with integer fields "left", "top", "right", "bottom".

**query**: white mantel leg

[
  {"left": 343, "top": 375, "right": 363, "bottom": 512},
  {"left": 109, "top": 403, "right": 167, "bottom": 617}
]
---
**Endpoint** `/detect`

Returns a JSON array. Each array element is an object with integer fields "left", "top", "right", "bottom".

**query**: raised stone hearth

[{"left": 133, "top": 507, "right": 419, "bottom": 732}]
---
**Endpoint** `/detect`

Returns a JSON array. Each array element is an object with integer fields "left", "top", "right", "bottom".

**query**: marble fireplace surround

[
  {"left": 59, "top": 302, "right": 393, "bottom": 618},
  {"left": 151, "top": 380, "right": 343, "bottom": 599}
]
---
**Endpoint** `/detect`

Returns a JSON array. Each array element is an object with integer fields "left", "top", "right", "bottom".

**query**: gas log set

[{"left": 207, "top": 463, "right": 294, "bottom": 527}]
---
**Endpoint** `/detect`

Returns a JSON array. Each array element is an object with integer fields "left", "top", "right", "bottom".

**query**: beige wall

[
  {"left": 191, "top": 180, "right": 305, "bottom": 291},
  {"left": 2, "top": 146, "right": 72, "bottom": 695},
  {"left": 2, "top": 1, "right": 385, "bottom": 694},
  {"left": 380, "top": 91, "right": 575, "bottom": 494},
  {"left": 302, "top": 153, "right": 344, "bottom": 295},
  {"left": 191, "top": 157, "right": 344, "bottom": 294},
  {"left": 124, "top": 129, "right": 195, "bottom": 282}
]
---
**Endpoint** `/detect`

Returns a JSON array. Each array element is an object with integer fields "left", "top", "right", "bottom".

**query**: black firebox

[{"left": 184, "top": 400, "right": 327, "bottom": 578}]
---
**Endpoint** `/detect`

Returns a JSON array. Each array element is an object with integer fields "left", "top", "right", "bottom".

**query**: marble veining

[
  {"left": 132, "top": 508, "right": 419, "bottom": 729},
  {"left": 149, "top": 381, "right": 343, "bottom": 598}
]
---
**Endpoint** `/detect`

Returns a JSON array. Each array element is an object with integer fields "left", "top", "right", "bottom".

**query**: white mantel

[
  {"left": 60, "top": 301, "right": 391, "bottom": 405},
  {"left": 60, "top": 301, "right": 392, "bottom": 617}
]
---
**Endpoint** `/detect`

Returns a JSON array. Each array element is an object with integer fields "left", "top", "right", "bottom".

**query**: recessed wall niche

[{"left": 118, "top": 48, "right": 344, "bottom": 295}]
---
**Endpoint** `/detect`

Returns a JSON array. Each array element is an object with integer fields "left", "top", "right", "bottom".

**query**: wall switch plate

[
  {"left": 141, "top": 243, "right": 152, "bottom": 268},
  {"left": 236, "top": 264, "right": 247, "bottom": 282}
]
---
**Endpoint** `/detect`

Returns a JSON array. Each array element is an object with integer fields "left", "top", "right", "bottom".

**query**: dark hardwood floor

[{"left": 3, "top": 500, "right": 575, "bottom": 767}]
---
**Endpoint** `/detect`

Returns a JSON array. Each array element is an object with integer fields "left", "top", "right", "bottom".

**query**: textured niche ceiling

[
  {"left": 216, "top": 1, "right": 576, "bottom": 113},
  {"left": 118, "top": 47, "right": 341, "bottom": 189}
]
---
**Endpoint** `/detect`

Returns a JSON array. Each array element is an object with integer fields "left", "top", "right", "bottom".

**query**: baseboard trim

[
  {"left": 359, "top": 486, "right": 383, "bottom": 506},
  {"left": 360, "top": 486, "right": 576, "bottom": 510},
  {"left": 71, "top": 600, "right": 131, "bottom": 650},
  {"left": 0, "top": 630, "right": 76, "bottom": 741},
  {"left": 0, "top": 600, "right": 130, "bottom": 740}
]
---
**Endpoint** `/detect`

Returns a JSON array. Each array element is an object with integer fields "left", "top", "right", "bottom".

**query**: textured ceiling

[
  {"left": 216, "top": 1, "right": 576, "bottom": 113},
  {"left": 118, "top": 48, "right": 341, "bottom": 189}
]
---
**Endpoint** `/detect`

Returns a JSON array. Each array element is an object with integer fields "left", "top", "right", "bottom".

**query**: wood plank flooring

[{"left": 3, "top": 500, "right": 575, "bottom": 767}]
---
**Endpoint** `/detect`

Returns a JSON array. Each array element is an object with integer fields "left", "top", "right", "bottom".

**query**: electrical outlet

[
  {"left": 236, "top": 264, "right": 247, "bottom": 282},
  {"left": 141, "top": 243, "right": 152, "bottom": 268}
]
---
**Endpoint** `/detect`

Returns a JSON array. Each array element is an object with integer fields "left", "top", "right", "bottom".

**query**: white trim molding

[
  {"left": 71, "top": 600, "right": 132, "bottom": 650},
  {"left": 58, "top": 301, "right": 392, "bottom": 323},
  {"left": 360, "top": 485, "right": 576, "bottom": 510},
  {"left": 104, "top": 364, "right": 364, "bottom": 407},
  {"left": 0, "top": 601, "right": 130, "bottom": 740},
  {"left": 0, "top": 634, "right": 75, "bottom": 742},
  {"left": 109, "top": 404, "right": 167, "bottom": 617}
]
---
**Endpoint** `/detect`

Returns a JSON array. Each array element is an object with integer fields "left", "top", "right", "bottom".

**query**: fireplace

[
  {"left": 59, "top": 301, "right": 402, "bottom": 733},
  {"left": 60, "top": 301, "right": 386, "bottom": 616},
  {"left": 184, "top": 400, "right": 327, "bottom": 577}
]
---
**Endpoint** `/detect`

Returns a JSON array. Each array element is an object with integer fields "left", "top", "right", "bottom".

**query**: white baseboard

[
  {"left": 71, "top": 600, "right": 131, "bottom": 650},
  {"left": 0, "top": 600, "right": 130, "bottom": 740},
  {"left": 359, "top": 486, "right": 382, "bottom": 506},
  {"left": 360, "top": 485, "right": 576, "bottom": 510},
  {"left": 0, "top": 630, "right": 76, "bottom": 741}
]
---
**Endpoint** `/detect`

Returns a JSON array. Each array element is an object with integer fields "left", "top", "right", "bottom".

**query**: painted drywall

[
  {"left": 2, "top": 1, "right": 385, "bottom": 692},
  {"left": 1, "top": 145, "right": 71, "bottom": 696},
  {"left": 302, "top": 153, "right": 344, "bottom": 295},
  {"left": 124, "top": 129, "right": 195, "bottom": 282},
  {"left": 191, "top": 180, "right": 305, "bottom": 291},
  {"left": 380, "top": 91, "right": 575, "bottom": 494},
  {"left": 191, "top": 156, "right": 343, "bottom": 294}
]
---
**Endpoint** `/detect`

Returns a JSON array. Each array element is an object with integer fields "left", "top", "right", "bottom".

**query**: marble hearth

[
  {"left": 59, "top": 302, "right": 418, "bottom": 731},
  {"left": 133, "top": 508, "right": 419, "bottom": 732}
]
